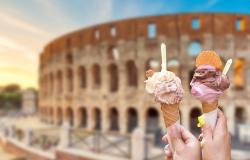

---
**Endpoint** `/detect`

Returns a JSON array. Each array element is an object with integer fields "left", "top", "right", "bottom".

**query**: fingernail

[{"left": 164, "top": 144, "right": 169, "bottom": 151}]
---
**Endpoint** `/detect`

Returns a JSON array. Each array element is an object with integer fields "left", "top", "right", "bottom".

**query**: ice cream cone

[
  {"left": 202, "top": 101, "right": 218, "bottom": 113},
  {"left": 161, "top": 103, "right": 180, "bottom": 128}
]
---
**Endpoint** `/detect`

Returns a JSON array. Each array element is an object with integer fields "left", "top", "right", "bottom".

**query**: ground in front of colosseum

[{"left": 0, "top": 115, "right": 250, "bottom": 160}]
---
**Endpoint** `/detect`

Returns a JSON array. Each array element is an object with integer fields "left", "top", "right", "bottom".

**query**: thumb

[
  {"left": 179, "top": 126, "right": 196, "bottom": 145},
  {"left": 201, "top": 122, "right": 213, "bottom": 142},
  {"left": 168, "top": 125, "right": 184, "bottom": 152}
]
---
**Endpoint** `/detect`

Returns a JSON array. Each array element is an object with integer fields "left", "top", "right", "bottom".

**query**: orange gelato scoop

[{"left": 196, "top": 50, "right": 223, "bottom": 70}]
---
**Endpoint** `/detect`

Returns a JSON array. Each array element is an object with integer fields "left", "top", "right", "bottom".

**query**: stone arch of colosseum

[
  {"left": 189, "top": 107, "right": 202, "bottom": 133},
  {"left": 76, "top": 107, "right": 87, "bottom": 128},
  {"left": 126, "top": 107, "right": 138, "bottom": 133}
]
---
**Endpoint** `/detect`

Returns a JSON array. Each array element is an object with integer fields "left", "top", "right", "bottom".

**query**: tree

[{"left": 3, "top": 84, "right": 21, "bottom": 93}]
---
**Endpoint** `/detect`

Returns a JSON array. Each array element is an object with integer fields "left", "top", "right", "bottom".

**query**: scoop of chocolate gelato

[{"left": 192, "top": 65, "right": 230, "bottom": 91}]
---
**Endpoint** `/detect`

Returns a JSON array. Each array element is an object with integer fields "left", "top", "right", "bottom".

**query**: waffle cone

[
  {"left": 161, "top": 103, "right": 180, "bottom": 128},
  {"left": 202, "top": 101, "right": 218, "bottom": 113}
]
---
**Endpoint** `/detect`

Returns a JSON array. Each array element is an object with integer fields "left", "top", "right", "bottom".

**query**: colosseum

[{"left": 39, "top": 13, "right": 250, "bottom": 138}]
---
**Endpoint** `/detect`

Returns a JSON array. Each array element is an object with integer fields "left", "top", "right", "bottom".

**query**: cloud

[
  {"left": 0, "top": 37, "right": 32, "bottom": 54},
  {"left": 31, "top": 0, "right": 82, "bottom": 34},
  {"left": 0, "top": 0, "right": 114, "bottom": 88},
  {"left": 0, "top": 71, "right": 37, "bottom": 88},
  {"left": 114, "top": 1, "right": 141, "bottom": 19},
  {"left": 0, "top": 11, "right": 52, "bottom": 38},
  {"left": 207, "top": 0, "right": 219, "bottom": 7},
  {"left": 71, "top": 0, "right": 114, "bottom": 28},
  {"left": 0, "top": 36, "right": 42, "bottom": 63}
]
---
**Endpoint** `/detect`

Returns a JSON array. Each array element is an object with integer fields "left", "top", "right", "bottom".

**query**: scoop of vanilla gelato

[
  {"left": 145, "top": 71, "right": 175, "bottom": 93},
  {"left": 145, "top": 71, "right": 184, "bottom": 104}
]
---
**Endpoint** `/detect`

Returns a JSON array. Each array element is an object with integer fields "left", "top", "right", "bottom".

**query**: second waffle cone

[{"left": 202, "top": 101, "right": 218, "bottom": 113}]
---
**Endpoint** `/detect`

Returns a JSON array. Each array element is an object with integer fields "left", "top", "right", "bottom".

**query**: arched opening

[
  {"left": 107, "top": 46, "right": 119, "bottom": 60},
  {"left": 189, "top": 107, "right": 201, "bottom": 134},
  {"left": 127, "top": 107, "right": 138, "bottom": 133},
  {"left": 43, "top": 108, "right": 47, "bottom": 121},
  {"left": 49, "top": 107, "right": 54, "bottom": 123},
  {"left": 44, "top": 75, "right": 48, "bottom": 96},
  {"left": 168, "top": 59, "right": 181, "bottom": 77},
  {"left": 57, "top": 70, "right": 63, "bottom": 93},
  {"left": 192, "top": 18, "right": 200, "bottom": 30},
  {"left": 126, "top": 60, "right": 138, "bottom": 87},
  {"left": 57, "top": 107, "right": 63, "bottom": 126},
  {"left": 44, "top": 108, "right": 47, "bottom": 121},
  {"left": 92, "top": 64, "right": 101, "bottom": 89},
  {"left": 93, "top": 108, "right": 102, "bottom": 130},
  {"left": 109, "top": 108, "right": 119, "bottom": 131},
  {"left": 40, "top": 108, "right": 45, "bottom": 121},
  {"left": 66, "top": 52, "right": 73, "bottom": 64},
  {"left": 235, "top": 18, "right": 246, "bottom": 31},
  {"left": 66, "top": 68, "right": 73, "bottom": 92},
  {"left": 234, "top": 58, "right": 246, "bottom": 90},
  {"left": 78, "top": 66, "right": 87, "bottom": 89},
  {"left": 187, "top": 41, "right": 201, "bottom": 57},
  {"left": 108, "top": 64, "right": 118, "bottom": 92},
  {"left": 50, "top": 73, "right": 54, "bottom": 95},
  {"left": 180, "top": 110, "right": 182, "bottom": 124},
  {"left": 78, "top": 107, "right": 87, "bottom": 128},
  {"left": 235, "top": 107, "right": 247, "bottom": 137},
  {"left": 145, "top": 58, "right": 160, "bottom": 72},
  {"left": 46, "top": 107, "right": 50, "bottom": 122},
  {"left": 146, "top": 108, "right": 159, "bottom": 133},
  {"left": 66, "top": 107, "right": 74, "bottom": 126}
]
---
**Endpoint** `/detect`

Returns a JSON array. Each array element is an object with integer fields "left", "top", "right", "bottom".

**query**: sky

[{"left": 0, "top": 0, "right": 250, "bottom": 89}]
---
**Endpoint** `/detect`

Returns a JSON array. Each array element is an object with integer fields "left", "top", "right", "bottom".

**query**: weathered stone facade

[{"left": 39, "top": 13, "right": 250, "bottom": 135}]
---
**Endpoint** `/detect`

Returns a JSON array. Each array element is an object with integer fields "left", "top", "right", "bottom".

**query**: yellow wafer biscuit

[{"left": 196, "top": 51, "right": 222, "bottom": 70}]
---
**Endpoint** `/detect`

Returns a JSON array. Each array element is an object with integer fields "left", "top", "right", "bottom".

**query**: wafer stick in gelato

[
  {"left": 190, "top": 51, "right": 231, "bottom": 129},
  {"left": 145, "top": 43, "right": 184, "bottom": 128}
]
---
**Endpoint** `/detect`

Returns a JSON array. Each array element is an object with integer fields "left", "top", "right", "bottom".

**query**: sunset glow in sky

[{"left": 0, "top": 0, "right": 250, "bottom": 89}]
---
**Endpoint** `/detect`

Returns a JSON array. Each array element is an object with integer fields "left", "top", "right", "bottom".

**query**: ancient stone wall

[{"left": 39, "top": 13, "right": 250, "bottom": 135}]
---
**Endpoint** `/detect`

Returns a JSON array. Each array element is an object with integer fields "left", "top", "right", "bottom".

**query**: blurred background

[{"left": 0, "top": 0, "right": 250, "bottom": 160}]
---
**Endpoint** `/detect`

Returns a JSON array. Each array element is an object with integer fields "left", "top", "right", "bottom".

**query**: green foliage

[
  {"left": 2, "top": 84, "right": 21, "bottom": 93},
  {"left": 0, "top": 90, "right": 22, "bottom": 110}
]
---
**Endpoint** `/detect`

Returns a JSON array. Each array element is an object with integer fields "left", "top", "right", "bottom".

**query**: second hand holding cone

[{"left": 190, "top": 51, "right": 231, "bottom": 129}]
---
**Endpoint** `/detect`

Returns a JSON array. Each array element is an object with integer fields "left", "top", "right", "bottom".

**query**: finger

[
  {"left": 201, "top": 122, "right": 212, "bottom": 142},
  {"left": 162, "top": 134, "right": 168, "bottom": 144},
  {"left": 179, "top": 126, "right": 196, "bottom": 144},
  {"left": 165, "top": 149, "right": 172, "bottom": 157},
  {"left": 164, "top": 144, "right": 169, "bottom": 151},
  {"left": 165, "top": 154, "right": 173, "bottom": 160},
  {"left": 168, "top": 125, "right": 184, "bottom": 151},
  {"left": 164, "top": 145, "right": 173, "bottom": 159},
  {"left": 214, "top": 109, "right": 227, "bottom": 135}
]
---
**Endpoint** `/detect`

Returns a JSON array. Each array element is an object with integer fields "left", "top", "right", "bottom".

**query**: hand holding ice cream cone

[
  {"left": 190, "top": 51, "right": 231, "bottom": 129},
  {"left": 145, "top": 43, "right": 184, "bottom": 157}
]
